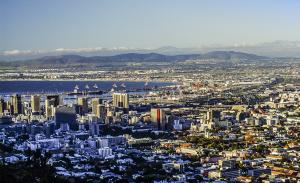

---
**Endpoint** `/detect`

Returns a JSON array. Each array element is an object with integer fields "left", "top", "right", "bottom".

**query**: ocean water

[{"left": 0, "top": 80, "right": 173, "bottom": 95}]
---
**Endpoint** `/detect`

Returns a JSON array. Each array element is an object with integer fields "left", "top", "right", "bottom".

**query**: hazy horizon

[
  {"left": 1, "top": 0, "right": 300, "bottom": 58},
  {"left": 2, "top": 40, "right": 300, "bottom": 61}
]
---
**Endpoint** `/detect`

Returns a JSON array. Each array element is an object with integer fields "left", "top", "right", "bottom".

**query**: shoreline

[{"left": 0, "top": 79, "right": 175, "bottom": 83}]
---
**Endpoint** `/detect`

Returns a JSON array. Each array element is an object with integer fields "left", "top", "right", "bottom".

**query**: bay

[{"left": 0, "top": 80, "right": 173, "bottom": 95}]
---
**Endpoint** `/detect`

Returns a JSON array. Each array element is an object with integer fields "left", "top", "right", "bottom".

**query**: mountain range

[
  {"left": 0, "top": 51, "right": 268, "bottom": 68},
  {"left": 2, "top": 41, "right": 300, "bottom": 61}
]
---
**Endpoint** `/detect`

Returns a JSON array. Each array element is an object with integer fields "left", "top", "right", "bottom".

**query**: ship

[
  {"left": 93, "top": 84, "right": 98, "bottom": 89},
  {"left": 111, "top": 83, "right": 117, "bottom": 92},
  {"left": 121, "top": 83, "right": 126, "bottom": 88},
  {"left": 67, "top": 84, "right": 103, "bottom": 95},
  {"left": 74, "top": 85, "right": 79, "bottom": 93}
]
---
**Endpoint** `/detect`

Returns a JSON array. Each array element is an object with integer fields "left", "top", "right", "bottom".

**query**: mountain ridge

[
  {"left": 0, "top": 51, "right": 268, "bottom": 67},
  {"left": 3, "top": 41, "right": 300, "bottom": 61}
]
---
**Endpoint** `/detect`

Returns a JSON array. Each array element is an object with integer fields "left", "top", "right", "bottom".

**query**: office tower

[
  {"left": 96, "top": 104, "right": 106, "bottom": 119},
  {"left": 151, "top": 108, "right": 166, "bottom": 130},
  {"left": 10, "top": 94, "right": 22, "bottom": 115},
  {"left": 46, "top": 95, "right": 60, "bottom": 107},
  {"left": 92, "top": 98, "right": 102, "bottom": 115},
  {"left": 45, "top": 99, "right": 55, "bottom": 118},
  {"left": 31, "top": 95, "right": 40, "bottom": 114},
  {"left": 112, "top": 93, "right": 129, "bottom": 108},
  {"left": 0, "top": 99, "right": 6, "bottom": 115},
  {"left": 55, "top": 106, "right": 77, "bottom": 131},
  {"left": 77, "top": 97, "right": 88, "bottom": 114}
]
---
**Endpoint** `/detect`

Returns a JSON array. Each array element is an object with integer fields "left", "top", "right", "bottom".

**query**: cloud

[
  {"left": 2, "top": 49, "right": 34, "bottom": 56},
  {"left": 53, "top": 46, "right": 137, "bottom": 52},
  {"left": 111, "top": 46, "right": 135, "bottom": 50},
  {"left": 54, "top": 47, "right": 104, "bottom": 53},
  {"left": 1, "top": 47, "right": 108, "bottom": 56},
  {"left": 1, "top": 47, "right": 139, "bottom": 59},
  {"left": 3, "top": 41, "right": 300, "bottom": 58}
]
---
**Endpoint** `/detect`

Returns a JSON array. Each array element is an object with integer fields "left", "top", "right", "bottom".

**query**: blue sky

[{"left": 1, "top": 0, "right": 300, "bottom": 51}]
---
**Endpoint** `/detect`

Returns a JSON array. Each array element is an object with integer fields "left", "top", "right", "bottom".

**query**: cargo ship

[{"left": 67, "top": 84, "right": 103, "bottom": 95}]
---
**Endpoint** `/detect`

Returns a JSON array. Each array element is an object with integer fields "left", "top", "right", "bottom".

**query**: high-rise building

[
  {"left": 0, "top": 98, "right": 6, "bottom": 115},
  {"left": 31, "top": 95, "right": 40, "bottom": 114},
  {"left": 77, "top": 97, "right": 88, "bottom": 114},
  {"left": 151, "top": 108, "right": 166, "bottom": 130},
  {"left": 10, "top": 94, "right": 22, "bottom": 115},
  {"left": 96, "top": 104, "right": 106, "bottom": 119},
  {"left": 92, "top": 98, "right": 102, "bottom": 115},
  {"left": 112, "top": 93, "right": 129, "bottom": 109},
  {"left": 55, "top": 106, "right": 77, "bottom": 131},
  {"left": 45, "top": 99, "right": 55, "bottom": 118}
]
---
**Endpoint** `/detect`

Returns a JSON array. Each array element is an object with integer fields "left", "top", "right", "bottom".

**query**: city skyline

[{"left": 1, "top": 1, "right": 300, "bottom": 182}]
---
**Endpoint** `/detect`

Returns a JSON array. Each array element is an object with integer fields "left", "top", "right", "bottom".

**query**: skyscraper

[
  {"left": 10, "top": 94, "right": 22, "bottom": 115},
  {"left": 31, "top": 95, "right": 40, "bottom": 114},
  {"left": 0, "top": 98, "right": 6, "bottom": 115},
  {"left": 45, "top": 99, "right": 55, "bottom": 118},
  {"left": 45, "top": 95, "right": 60, "bottom": 118},
  {"left": 151, "top": 108, "right": 166, "bottom": 130},
  {"left": 112, "top": 93, "right": 129, "bottom": 109},
  {"left": 55, "top": 106, "right": 77, "bottom": 131},
  {"left": 92, "top": 98, "right": 102, "bottom": 115},
  {"left": 77, "top": 97, "right": 88, "bottom": 114},
  {"left": 96, "top": 104, "right": 106, "bottom": 119}
]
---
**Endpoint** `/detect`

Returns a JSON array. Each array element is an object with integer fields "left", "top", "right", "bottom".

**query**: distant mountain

[
  {"left": 153, "top": 46, "right": 201, "bottom": 55},
  {"left": 2, "top": 41, "right": 300, "bottom": 61},
  {"left": 25, "top": 53, "right": 202, "bottom": 64},
  {"left": 200, "top": 51, "right": 266, "bottom": 60},
  {"left": 0, "top": 51, "right": 267, "bottom": 68},
  {"left": 30, "top": 55, "right": 85, "bottom": 65},
  {"left": 199, "top": 41, "right": 300, "bottom": 57}
]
